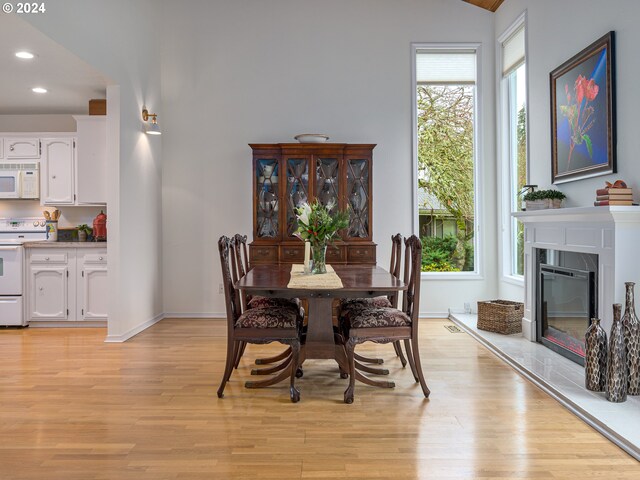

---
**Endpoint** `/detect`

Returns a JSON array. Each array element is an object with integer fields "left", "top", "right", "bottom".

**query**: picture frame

[{"left": 550, "top": 31, "right": 616, "bottom": 184}]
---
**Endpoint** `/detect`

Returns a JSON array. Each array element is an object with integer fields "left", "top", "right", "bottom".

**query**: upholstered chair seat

[
  {"left": 247, "top": 296, "right": 302, "bottom": 312},
  {"left": 235, "top": 306, "right": 299, "bottom": 329},
  {"left": 340, "top": 306, "right": 411, "bottom": 330}
]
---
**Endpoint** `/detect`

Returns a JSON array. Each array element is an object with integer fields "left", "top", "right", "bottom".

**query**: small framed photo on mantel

[{"left": 550, "top": 31, "right": 616, "bottom": 184}]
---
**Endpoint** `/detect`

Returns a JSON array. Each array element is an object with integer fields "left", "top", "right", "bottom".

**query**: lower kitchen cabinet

[
  {"left": 27, "top": 247, "right": 107, "bottom": 323},
  {"left": 78, "top": 252, "right": 108, "bottom": 320}
]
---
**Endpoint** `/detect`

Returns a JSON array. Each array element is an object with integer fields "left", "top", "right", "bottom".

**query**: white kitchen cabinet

[
  {"left": 27, "top": 247, "right": 107, "bottom": 323},
  {"left": 74, "top": 116, "right": 107, "bottom": 205},
  {"left": 4, "top": 137, "right": 40, "bottom": 158},
  {"left": 41, "top": 137, "right": 75, "bottom": 205},
  {"left": 29, "top": 265, "right": 70, "bottom": 321},
  {"left": 77, "top": 251, "right": 108, "bottom": 320}
]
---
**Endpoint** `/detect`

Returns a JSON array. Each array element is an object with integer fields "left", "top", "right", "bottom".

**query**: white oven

[
  {"left": 0, "top": 218, "right": 47, "bottom": 326},
  {"left": 0, "top": 244, "right": 23, "bottom": 295},
  {"left": 0, "top": 244, "right": 23, "bottom": 325}
]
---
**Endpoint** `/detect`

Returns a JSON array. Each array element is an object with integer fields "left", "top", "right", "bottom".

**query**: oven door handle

[{"left": 0, "top": 246, "right": 20, "bottom": 250}]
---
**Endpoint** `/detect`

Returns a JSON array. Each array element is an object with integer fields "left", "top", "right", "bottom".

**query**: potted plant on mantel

[{"left": 523, "top": 189, "right": 566, "bottom": 210}]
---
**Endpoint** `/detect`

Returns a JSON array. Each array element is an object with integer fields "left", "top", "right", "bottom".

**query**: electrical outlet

[
  {"left": 219, "top": 283, "right": 224, "bottom": 294},
  {"left": 464, "top": 302, "right": 471, "bottom": 313}
]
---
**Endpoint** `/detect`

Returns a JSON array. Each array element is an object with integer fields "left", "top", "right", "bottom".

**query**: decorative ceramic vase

[
  {"left": 311, "top": 242, "right": 327, "bottom": 274},
  {"left": 585, "top": 318, "right": 607, "bottom": 392},
  {"left": 622, "top": 282, "right": 640, "bottom": 395},
  {"left": 606, "top": 304, "right": 628, "bottom": 402}
]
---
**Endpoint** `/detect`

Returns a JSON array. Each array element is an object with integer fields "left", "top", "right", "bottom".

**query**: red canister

[{"left": 93, "top": 210, "right": 107, "bottom": 241}]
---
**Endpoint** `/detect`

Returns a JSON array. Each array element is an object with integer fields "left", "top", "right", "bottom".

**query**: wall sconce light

[{"left": 142, "top": 106, "right": 161, "bottom": 135}]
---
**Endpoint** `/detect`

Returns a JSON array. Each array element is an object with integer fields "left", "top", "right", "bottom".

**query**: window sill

[
  {"left": 501, "top": 275, "right": 525, "bottom": 287},
  {"left": 421, "top": 272, "right": 483, "bottom": 281}
]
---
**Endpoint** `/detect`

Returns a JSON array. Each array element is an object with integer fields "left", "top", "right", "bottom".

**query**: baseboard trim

[
  {"left": 162, "top": 312, "right": 226, "bottom": 319},
  {"left": 29, "top": 320, "right": 107, "bottom": 328},
  {"left": 448, "top": 313, "right": 640, "bottom": 461},
  {"left": 419, "top": 312, "right": 450, "bottom": 319},
  {"left": 104, "top": 312, "right": 165, "bottom": 343}
]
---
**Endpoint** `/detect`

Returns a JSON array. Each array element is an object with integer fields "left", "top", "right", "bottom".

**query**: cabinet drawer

[
  {"left": 30, "top": 252, "right": 68, "bottom": 264},
  {"left": 279, "top": 245, "right": 304, "bottom": 263},
  {"left": 83, "top": 252, "right": 108, "bottom": 264},
  {"left": 326, "top": 244, "right": 346, "bottom": 263},
  {"left": 347, "top": 245, "right": 376, "bottom": 263},
  {"left": 250, "top": 245, "right": 278, "bottom": 264}
]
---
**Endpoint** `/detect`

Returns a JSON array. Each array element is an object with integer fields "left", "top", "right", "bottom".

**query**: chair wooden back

[
  {"left": 230, "top": 234, "right": 252, "bottom": 310},
  {"left": 402, "top": 235, "right": 422, "bottom": 328},
  {"left": 218, "top": 236, "right": 242, "bottom": 332},
  {"left": 388, "top": 233, "right": 403, "bottom": 308},
  {"left": 232, "top": 234, "right": 250, "bottom": 277}
]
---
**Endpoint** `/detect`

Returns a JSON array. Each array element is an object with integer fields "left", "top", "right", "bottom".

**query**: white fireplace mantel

[{"left": 513, "top": 206, "right": 640, "bottom": 340}]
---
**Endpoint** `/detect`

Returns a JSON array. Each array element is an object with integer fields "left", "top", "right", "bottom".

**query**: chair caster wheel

[
  {"left": 340, "top": 373, "right": 348, "bottom": 379},
  {"left": 295, "top": 368, "right": 303, "bottom": 378},
  {"left": 344, "top": 396, "right": 354, "bottom": 404}
]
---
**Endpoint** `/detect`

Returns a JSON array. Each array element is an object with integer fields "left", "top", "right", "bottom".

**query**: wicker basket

[{"left": 477, "top": 300, "right": 523, "bottom": 334}]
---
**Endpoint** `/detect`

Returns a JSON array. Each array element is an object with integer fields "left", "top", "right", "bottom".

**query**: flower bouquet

[{"left": 294, "top": 200, "right": 349, "bottom": 274}]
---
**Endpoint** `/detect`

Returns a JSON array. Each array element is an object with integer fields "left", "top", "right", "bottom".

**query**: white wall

[
  {"left": 24, "top": 0, "right": 163, "bottom": 340},
  {"left": 0, "top": 115, "right": 76, "bottom": 131},
  {"left": 496, "top": 0, "right": 640, "bottom": 301},
  {"left": 161, "top": 0, "right": 497, "bottom": 317}
]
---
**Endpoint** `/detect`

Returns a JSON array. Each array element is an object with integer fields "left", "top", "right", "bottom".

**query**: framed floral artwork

[{"left": 550, "top": 31, "right": 616, "bottom": 184}]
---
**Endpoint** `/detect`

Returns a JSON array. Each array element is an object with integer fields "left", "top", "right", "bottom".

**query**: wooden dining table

[{"left": 235, "top": 264, "right": 406, "bottom": 389}]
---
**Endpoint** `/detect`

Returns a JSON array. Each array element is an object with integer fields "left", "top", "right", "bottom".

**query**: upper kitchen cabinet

[
  {"left": 40, "top": 117, "right": 107, "bottom": 206},
  {"left": 4, "top": 137, "right": 40, "bottom": 159},
  {"left": 41, "top": 137, "right": 75, "bottom": 205},
  {"left": 73, "top": 116, "right": 106, "bottom": 205}
]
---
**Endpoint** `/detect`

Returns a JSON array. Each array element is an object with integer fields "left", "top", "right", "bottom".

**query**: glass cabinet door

[
  {"left": 284, "top": 158, "right": 309, "bottom": 238},
  {"left": 316, "top": 157, "right": 340, "bottom": 213},
  {"left": 346, "top": 158, "right": 370, "bottom": 238},
  {"left": 256, "top": 158, "right": 279, "bottom": 238}
]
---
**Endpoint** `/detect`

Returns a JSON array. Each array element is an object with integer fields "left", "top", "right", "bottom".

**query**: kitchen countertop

[{"left": 23, "top": 241, "right": 108, "bottom": 248}]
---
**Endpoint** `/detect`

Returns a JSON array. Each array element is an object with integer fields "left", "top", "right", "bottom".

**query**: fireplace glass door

[{"left": 539, "top": 264, "right": 596, "bottom": 365}]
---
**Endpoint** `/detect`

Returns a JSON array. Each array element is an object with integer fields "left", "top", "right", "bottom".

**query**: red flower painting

[{"left": 560, "top": 74, "right": 600, "bottom": 168}]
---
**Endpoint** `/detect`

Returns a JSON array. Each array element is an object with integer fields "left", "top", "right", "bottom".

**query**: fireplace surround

[{"left": 513, "top": 206, "right": 640, "bottom": 344}]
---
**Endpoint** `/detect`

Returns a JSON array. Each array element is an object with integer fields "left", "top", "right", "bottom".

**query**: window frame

[
  {"left": 497, "top": 12, "right": 529, "bottom": 285},
  {"left": 411, "top": 42, "right": 483, "bottom": 280}
]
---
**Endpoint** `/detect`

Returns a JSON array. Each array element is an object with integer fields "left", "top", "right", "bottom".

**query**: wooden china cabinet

[{"left": 249, "top": 143, "right": 376, "bottom": 265}]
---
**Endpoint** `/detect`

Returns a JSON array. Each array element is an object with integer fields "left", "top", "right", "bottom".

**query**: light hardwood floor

[{"left": 0, "top": 319, "right": 637, "bottom": 479}]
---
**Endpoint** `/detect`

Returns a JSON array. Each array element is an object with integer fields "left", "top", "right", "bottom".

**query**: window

[
  {"left": 413, "top": 45, "right": 479, "bottom": 274},
  {"left": 499, "top": 17, "right": 527, "bottom": 278}
]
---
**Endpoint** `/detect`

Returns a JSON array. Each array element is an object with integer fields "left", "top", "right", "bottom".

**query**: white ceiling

[{"left": 0, "top": 15, "right": 111, "bottom": 115}]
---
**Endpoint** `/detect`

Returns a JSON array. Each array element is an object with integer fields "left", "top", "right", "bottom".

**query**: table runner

[{"left": 287, "top": 264, "right": 344, "bottom": 289}]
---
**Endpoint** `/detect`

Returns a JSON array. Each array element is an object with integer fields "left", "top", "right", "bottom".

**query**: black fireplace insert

[{"left": 536, "top": 249, "right": 598, "bottom": 366}]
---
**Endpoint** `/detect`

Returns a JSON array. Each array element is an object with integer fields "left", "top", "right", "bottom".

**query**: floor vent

[{"left": 444, "top": 324, "right": 464, "bottom": 333}]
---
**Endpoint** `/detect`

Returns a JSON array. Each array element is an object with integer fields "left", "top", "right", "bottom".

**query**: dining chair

[
  {"left": 340, "top": 235, "right": 430, "bottom": 404},
  {"left": 217, "top": 236, "right": 303, "bottom": 402},
  {"left": 338, "top": 233, "right": 409, "bottom": 369},
  {"left": 230, "top": 234, "right": 303, "bottom": 373}
]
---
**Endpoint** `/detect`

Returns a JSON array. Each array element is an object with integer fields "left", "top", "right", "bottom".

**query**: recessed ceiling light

[
  {"left": 15, "top": 51, "right": 35, "bottom": 59},
  {"left": 32, "top": 87, "right": 47, "bottom": 94}
]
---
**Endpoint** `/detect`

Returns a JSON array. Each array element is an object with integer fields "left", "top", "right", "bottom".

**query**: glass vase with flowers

[{"left": 294, "top": 200, "right": 349, "bottom": 274}]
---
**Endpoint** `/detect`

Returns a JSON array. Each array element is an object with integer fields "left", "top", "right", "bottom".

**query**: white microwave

[{"left": 0, "top": 163, "right": 40, "bottom": 199}]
